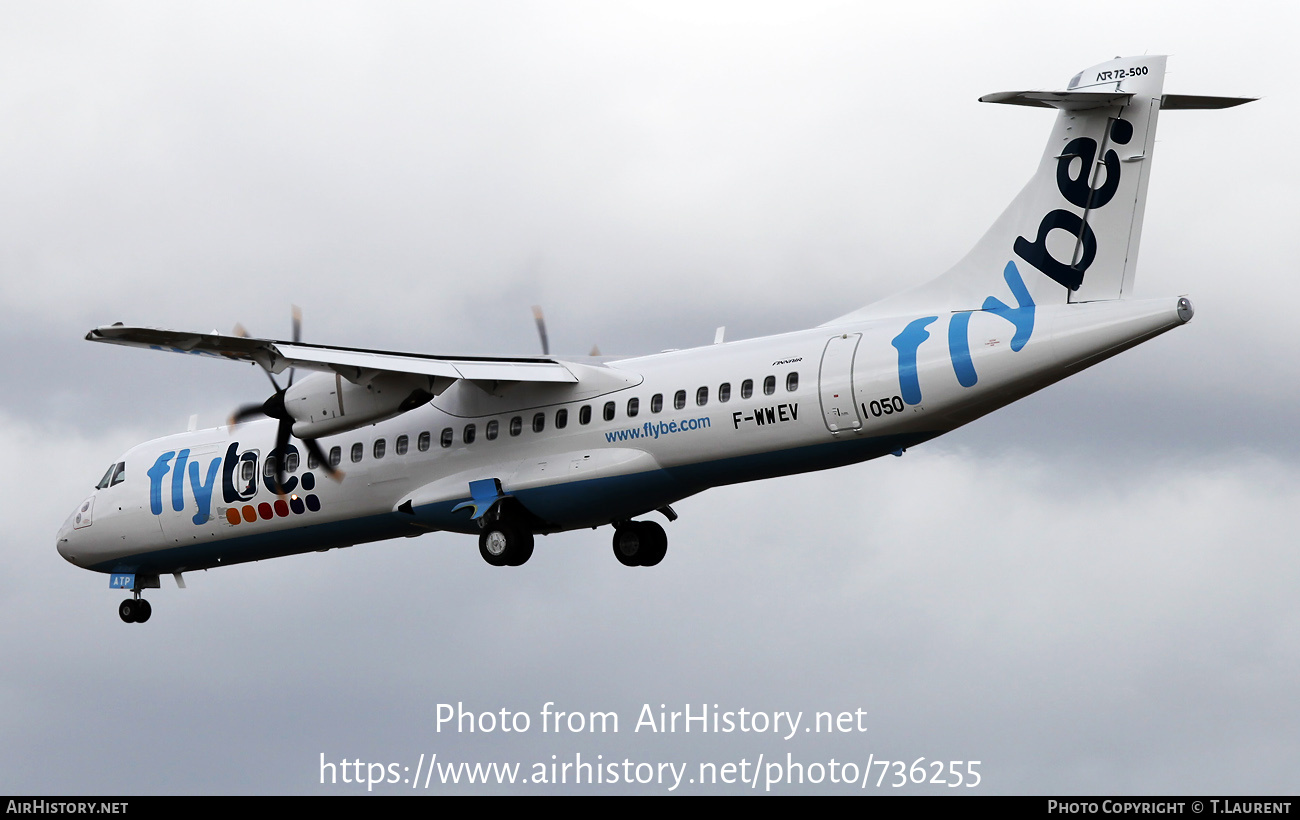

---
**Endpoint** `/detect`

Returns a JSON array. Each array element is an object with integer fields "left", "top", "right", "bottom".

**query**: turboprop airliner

[{"left": 57, "top": 56, "right": 1251, "bottom": 623}]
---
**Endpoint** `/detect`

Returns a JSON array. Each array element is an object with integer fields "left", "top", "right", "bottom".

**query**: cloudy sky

[{"left": 2, "top": 1, "right": 1296, "bottom": 795}]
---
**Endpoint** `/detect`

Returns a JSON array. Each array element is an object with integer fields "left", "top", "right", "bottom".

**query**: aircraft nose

[{"left": 55, "top": 509, "right": 87, "bottom": 567}]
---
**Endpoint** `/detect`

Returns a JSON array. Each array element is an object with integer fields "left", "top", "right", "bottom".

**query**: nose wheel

[
  {"left": 118, "top": 596, "right": 152, "bottom": 624},
  {"left": 478, "top": 520, "right": 535, "bottom": 566}
]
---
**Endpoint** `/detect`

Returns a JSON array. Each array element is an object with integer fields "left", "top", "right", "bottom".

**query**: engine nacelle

[{"left": 284, "top": 371, "right": 449, "bottom": 438}]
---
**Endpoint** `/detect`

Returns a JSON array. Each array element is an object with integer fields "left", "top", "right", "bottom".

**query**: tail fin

[{"left": 831, "top": 56, "right": 1252, "bottom": 324}]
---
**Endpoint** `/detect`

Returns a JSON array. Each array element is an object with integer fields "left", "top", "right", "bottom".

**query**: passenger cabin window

[
  {"left": 579, "top": 405, "right": 592, "bottom": 425},
  {"left": 418, "top": 432, "right": 431, "bottom": 452},
  {"left": 741, "top": 379, "right": 753, "bottom": 399},
  {"left": 532, "top": 412, "right": 545, "bottom": 433},
  {"left": 696, "top": 386, "right": 708, "bottom": 406},
  {"left": 485, "top": 420, "right": 499, "bottom": 441},
  {"left": 510, "top": 416, "right": 523, "bottom": 437},
  {"left": 463, "top": 424, "right": 476, "bottom": 444},
  {"left": 627, "top": 397, "right": 639, "bottom": 418},
  {"left": 263, "top": 456, "right": 278, "bottom": 478},
  {"left": 396, "top": 435, "right": 409, "bottom": 455},
  {"left": 373, "top": 439, "right": 386, "bottom": 459},
  {"left": 651, "top": 394, "right": 663, "bottom": 413},
  {"left": 285, "top": 452, "right": 299, "bottom": 473},
  {"left": 763, "top": 375, "right": 776, "bottom": 395},
  {"left": 603, "top": 401, "right": 615, "bottom": 422},
  {"left": 242, "top": 459, "right": 257, "bottom": 484},
  {"left": 440, "top": 428, "right": 453, "bottom": 448},
  {"left": 329, "top": 447, "right": 342, "bottom": 468},
  {"left": 308, "top": 451, "right": 320, "bottom": 469},
  {"left": 350, "top": 443, "right": 363, "bottom": 463},
  {"left": 718, "top": 382, "right": 731, "bottom": 403},
  {"left": 555, "top": 408, "right": 568, "bottom": 429},
  {"left": 674, "top": 390, "right": 686, "bottom": 410},
  {"left": 786, "top": 372, "right": 799, "bottom": 392}
]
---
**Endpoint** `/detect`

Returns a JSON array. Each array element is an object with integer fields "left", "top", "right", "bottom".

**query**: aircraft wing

[{"left": 85, "top": 324, "right": 579, "bottom": 384}]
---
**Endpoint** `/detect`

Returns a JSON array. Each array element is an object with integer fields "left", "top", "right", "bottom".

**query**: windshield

[{"left": 95, "top": 461, "right": 125, "bottom": 490}]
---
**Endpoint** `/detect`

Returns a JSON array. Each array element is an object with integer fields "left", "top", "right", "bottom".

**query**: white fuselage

[{"left": 56, "top": 295, "right": 1189, "bottom": 576}]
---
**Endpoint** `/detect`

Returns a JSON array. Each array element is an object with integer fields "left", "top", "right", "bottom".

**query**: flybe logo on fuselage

[
  {"left": 146, "top": 442, "right": 322, "bottom": 526},
  {"left": 890, "top": 261, "right": 1036, "bottom": 406}
]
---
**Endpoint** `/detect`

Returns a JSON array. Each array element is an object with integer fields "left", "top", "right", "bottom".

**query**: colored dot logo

[{"left": 224, "top": 473, "right": 322, "bottom": 526}]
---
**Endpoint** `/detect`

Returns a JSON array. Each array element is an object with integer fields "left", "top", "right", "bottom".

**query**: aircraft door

[
  {"left": 818, "top": 333, "right": 862, "bottom": 433},
  {"left": 158, "top": 445, "right": 228, "bottom": 543}
]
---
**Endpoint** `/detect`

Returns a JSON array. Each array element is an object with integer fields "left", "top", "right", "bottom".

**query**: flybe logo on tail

[
  {"left": 146, "top": 442, "right": 323, "bottom": 526},
  {"left": 1015, "top": 118, "right": 1134, "bottom": 292}
]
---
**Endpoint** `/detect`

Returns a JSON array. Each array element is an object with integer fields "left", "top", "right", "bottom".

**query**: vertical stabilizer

[{"left": 829, "top": 55, "right": 1238, "bottom": 325}]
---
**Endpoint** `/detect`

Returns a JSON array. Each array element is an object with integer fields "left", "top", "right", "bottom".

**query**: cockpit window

[
  {"left": 96, "top": 464, "right": 116, "bottom": 490},
  {"left": 95, "top": 461, "right": 126, "bottom": 489}
]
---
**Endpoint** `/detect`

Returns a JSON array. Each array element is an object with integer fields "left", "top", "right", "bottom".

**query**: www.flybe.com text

[{"left": 605, "top": 416, "right": 710, "bottom": 443}]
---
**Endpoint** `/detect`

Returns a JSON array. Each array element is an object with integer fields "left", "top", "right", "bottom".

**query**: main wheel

[
  {"left": 636, "top": 521, "right": 668, "bottom": 567},
  {"left": 135, "top": 599, "right": 152, "bottom": 623},
  {"left": 479, "top": 522, "right": 534, "bottom": 567},
  {"left": 612, "top": 524, "right": 647, "bottom": 567},
  {"left": 118, "top": 599, "right": 137, "bottom": 623}
]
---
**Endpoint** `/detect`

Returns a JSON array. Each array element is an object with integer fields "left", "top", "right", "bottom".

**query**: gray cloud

[{"left": 2, "top": 0, "right": 1295, "bottom": 795}]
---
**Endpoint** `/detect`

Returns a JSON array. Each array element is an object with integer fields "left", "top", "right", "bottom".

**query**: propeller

[
  {"left": 531, "top": 305, "right": 549, "bottom": 356},
  {"left": 532, "top": 304, "right": 602, "bottom": 358},
  {"left": 228, "top": 306, "right": 341, "bottom": 493}
]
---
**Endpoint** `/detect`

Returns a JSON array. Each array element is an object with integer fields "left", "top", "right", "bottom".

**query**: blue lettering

[
  {"left": 982, "top": 261, "right": 1036, "bottom": 350},
  {"left": 947, "top": 312, "right": 978, "bottom": 388},
  {"left": 171, "top": 449, "right": 190, "bottom": 512},
  {"left": 188, "top": 457, "right": 222, "bottom": 525},
  {"left": 891, "top": 317, "right": 937, "bottom": 405},
  {"left": 947, "top": 261, "right": 1037, "bottom": 389},
  {"left": 147, "top": 452, "right": 175, "bottom": 516}
]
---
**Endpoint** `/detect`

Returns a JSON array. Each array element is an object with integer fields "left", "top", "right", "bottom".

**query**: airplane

[{"left": 56, "top": 56, "right": 1252, "bottom": 623}]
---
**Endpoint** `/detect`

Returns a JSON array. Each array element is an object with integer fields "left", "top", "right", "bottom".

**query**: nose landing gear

[{"left": 478, "top": 520, "right": 535, "bottom": 566}]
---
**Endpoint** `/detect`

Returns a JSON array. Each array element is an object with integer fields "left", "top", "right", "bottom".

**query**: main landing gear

[
  {"left": 118, "top": 595, "right": 152, "bottom": 624},
  {"left": 612, "top": 520, "right": 667, "bottom": 567},
  {"left": 478, "top": 520, "right": 535, "bottom": 567},
  {"left": 474, "top": 511, "right": 671, "bottom": 568}
]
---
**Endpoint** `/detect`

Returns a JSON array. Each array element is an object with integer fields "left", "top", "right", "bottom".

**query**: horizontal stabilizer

[
  {"left": 1160, "top": 94, "right": 1256, "bottom": 110},
  {"left": 979, "top": 90, "right": 1133, "bottom": 109}
]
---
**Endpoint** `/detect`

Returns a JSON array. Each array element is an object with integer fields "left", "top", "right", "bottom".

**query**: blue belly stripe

[{"left": 89, "top": 430, "right": 938, "bottom": 574}]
